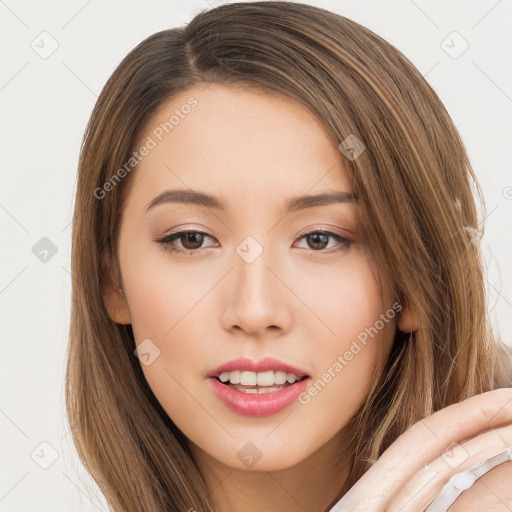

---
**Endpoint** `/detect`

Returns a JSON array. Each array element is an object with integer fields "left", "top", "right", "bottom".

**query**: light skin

[{"left": 102, "top": 83, "right": 512, "bottom": 511}]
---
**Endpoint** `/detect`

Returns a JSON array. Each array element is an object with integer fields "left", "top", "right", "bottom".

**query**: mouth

[{"left": 207, "top": 358, "right": 312, "bottom": 417}]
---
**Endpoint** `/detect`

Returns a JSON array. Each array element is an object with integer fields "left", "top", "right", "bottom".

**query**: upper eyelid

[
  {"left": 164, "top": 222, "right": 352, "bottom": 236},
  {"left": 163, "top": 227, "right": 350, "bottom": 239}
]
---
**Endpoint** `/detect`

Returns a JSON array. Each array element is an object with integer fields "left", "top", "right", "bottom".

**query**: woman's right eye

[{"left": 153, "top": 230, "right": 218, "bottom": 256}]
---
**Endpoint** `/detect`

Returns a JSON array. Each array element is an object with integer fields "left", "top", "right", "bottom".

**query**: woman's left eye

[
  {"left": 294, "top": 231, "right": 353, "bottom": 253},
  {"left": 154, "top": 229, "right": 352, "bottom": 256}
]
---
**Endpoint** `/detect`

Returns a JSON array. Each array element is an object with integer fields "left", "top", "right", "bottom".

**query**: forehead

[{"left": 126, "top": 83, "right": 352, "bottom": 209}]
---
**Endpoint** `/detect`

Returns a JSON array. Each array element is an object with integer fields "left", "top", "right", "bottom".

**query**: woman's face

[{"left": 106, "top": 83, "right": 398, "bottom": 471}]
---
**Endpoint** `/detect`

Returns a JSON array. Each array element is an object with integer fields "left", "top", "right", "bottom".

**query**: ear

[
  {"left": 101, "top": 249, "right": 131, "bottom": 325},
  {"left": 397, "top": 304, "right": 421, "bottom": 333}
]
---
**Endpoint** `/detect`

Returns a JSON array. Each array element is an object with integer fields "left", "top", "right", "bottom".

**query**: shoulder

[{"left": 448, "top": 460, "right": 512, "bottom": 511}]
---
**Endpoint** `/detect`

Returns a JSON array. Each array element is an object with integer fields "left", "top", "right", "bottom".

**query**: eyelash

[{"left": 153, "top": 229, "right": 353, "bottom": 257}]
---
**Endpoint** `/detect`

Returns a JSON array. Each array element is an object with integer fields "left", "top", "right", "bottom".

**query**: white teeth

[
  {"left": 217, "top": 370, "right": 303, "bottom": 386},
  {"left": 274, "top": 371, "right": 287, "bottom": 385},
  {"left": 219, "top": 372, "right": 230, "bottom": 383},
  {"left": 256, "top": 371, "right": 274, "bottom": 386},
  {"left": 230, "top": 384, "right": 287, "bottom": 394},
  {"left": 240, "top": 371, "right": 257, "bottom": 385},
  {"left": 229, "top": 370, "right": 241, "bottom": 384},
  {"left": 258, "top": 386, "right": 281, "bottom": 394}
]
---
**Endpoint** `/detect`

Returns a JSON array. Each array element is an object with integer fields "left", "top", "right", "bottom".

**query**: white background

[{"left": 1, "top": 0, "right": 511, "bottom": 510}]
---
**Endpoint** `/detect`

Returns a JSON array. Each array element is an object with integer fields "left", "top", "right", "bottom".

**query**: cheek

[
  {"left": 122, "top": 241, "right": 215, "bottom": 340},
  {"left": 122, "top": 258, "right": 216, "bottom": 442},
  {"left": 293, "top": 255, "right": 391, "bottom": 357},
  {"left": 120, "top": 247, "right": 219, "bottom": 408},
  {"left": 293, "top": 258, "right": 396, "bottom": 428}
]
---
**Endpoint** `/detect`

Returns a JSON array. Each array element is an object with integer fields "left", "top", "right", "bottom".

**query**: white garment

[{"left": 424, "top": 446, "right": 512, "bottom": 511}]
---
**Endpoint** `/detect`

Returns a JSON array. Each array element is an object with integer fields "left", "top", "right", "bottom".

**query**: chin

[{"left": 200, "top": 435, "right": 316, "bottom": 472}]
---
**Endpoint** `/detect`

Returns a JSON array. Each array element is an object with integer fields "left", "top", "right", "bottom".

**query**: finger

[
  {"left": 330, "top": 387, "right": 512, "bottom": 511},
  {"left": 385, "top": 423, "right": 512, "bottom": 512}
]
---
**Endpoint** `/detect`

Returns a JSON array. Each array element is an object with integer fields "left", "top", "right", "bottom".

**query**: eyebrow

[{"left": 145, "top": 189, "right": 358, "bottom": 214}]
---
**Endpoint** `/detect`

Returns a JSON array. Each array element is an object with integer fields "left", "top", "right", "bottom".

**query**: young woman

[{"left": 65, "top": 2, "right": 512, "bottom": 511}]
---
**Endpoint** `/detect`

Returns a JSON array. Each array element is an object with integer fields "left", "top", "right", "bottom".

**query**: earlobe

[
  {"left": 101, "top": 250, "right": 132, "bottom": 325},
  {"left": 397, "top": 305, "right": 421, "bottom": 333}
]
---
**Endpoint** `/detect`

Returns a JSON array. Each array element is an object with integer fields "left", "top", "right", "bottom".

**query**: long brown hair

[{"left": 65, "top": 2, "right": 512, "bottom": 510}]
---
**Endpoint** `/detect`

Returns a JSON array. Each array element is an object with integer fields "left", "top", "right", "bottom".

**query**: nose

[{"left": 221, "top": 241, "right": 292, "bottom": 338}]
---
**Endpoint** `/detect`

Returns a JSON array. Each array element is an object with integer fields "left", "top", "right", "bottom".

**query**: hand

[{"left": 328, "top": 387, "right": 512, "bottom": 511}]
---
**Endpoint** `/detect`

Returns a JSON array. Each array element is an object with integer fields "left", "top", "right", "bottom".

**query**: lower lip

[{"left": 208, "top": 377, "right": 310, "bottom": 417}]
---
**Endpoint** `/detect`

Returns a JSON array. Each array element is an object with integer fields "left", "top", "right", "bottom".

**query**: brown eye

[
  {"left": 305, "top": 232, "right": 329, "bottom": 250},
  {"left": 294, "top": 230, "right": 352, "bottom": 253},
  {"left": 179, "top": 232, "right": 205, "bottom": 250},
  {"left": 154, "top": 230, "right": 218, "bottom": 256}
]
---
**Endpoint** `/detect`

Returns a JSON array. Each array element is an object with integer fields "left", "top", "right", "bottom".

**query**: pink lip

[
  {"left": 208, "top": 376, "right": 311, "bottom": 417},
  {"left": 206, "top": 357, "right": 311, "bottom": 417},
  {"left": 206, "top": 357, "right": 310, "bottom": 378}
]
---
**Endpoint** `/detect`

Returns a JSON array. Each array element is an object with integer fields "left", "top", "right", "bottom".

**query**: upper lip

[{"left": 207, "top": 357, "right": 310, "bottom": 379}]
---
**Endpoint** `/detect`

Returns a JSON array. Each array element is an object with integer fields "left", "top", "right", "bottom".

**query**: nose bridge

[
  {"left": 234, "top": 234, "right": 275, "bottom": 302},
  {"left": 225, "top": 234, "right": 289, "bottom": 333}
]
